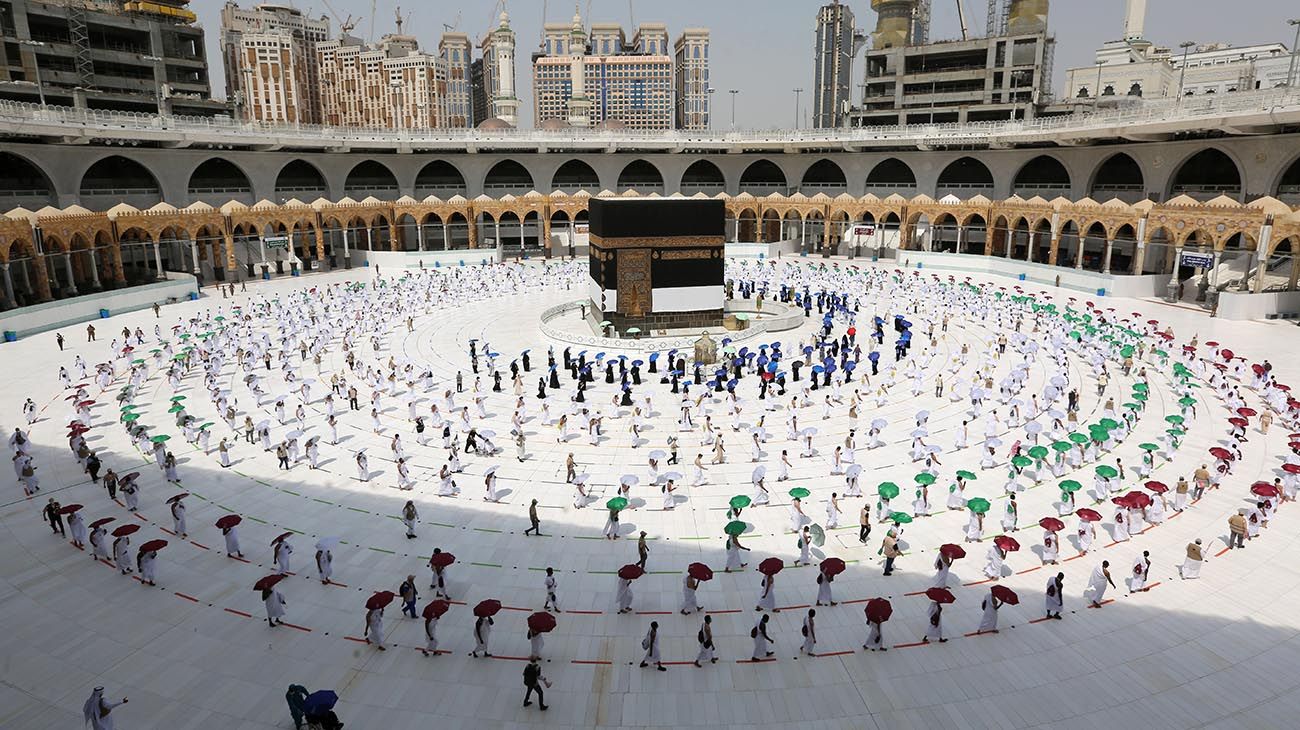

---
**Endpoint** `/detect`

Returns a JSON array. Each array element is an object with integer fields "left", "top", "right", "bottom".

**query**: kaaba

[{"left": 588, "top": 198, "right": 726, "bottom": 331}]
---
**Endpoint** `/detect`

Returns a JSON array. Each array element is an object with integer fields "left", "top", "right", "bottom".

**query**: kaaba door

[{"left": 616, "top": 249, "right": 651, "bottom": 318}]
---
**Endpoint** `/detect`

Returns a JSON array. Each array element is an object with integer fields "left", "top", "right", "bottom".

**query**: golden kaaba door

[{"left": 616, "top": 249, "right": 651, "bottom": 318}]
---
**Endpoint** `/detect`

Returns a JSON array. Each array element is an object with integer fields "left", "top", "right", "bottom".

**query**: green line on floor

[
  {"left": 283, "top": 489, "right": 301, "bottom": 496},
  {"left": 369, "top": 547, "right": 396, "bottom": 555},
  {"left": 469, "top": 561, "right": 502, "bottom": 568},
  {"left": 346, "top": 506, "right": 369, "bottom": 514},
  {"left": 473, "top": 527, "right": 503, "bottom": 533},
  {"left": 246, "top": 516, "right": 268, "bottom": 524},
  {"left": 312, "top": 498, "right": 333, "bottom": 505}
]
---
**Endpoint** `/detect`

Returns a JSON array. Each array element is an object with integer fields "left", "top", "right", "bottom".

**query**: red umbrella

[
  {"left": 527, "top": 611, "right": 557, "bottom": 633},
  {"left": 429, "top": 552, "right": 456, "bottom": 569},
  {"left": 77, "top": 400, "right": 96, "bottom": 408},
  {"left": 1038, "top": 517, "right": 1065, "bottom": 532},
  {"left": 993, "top": 535, "right": 1020, "bottom": 552},
  {"left": 1237, "top": 407, "right": 1258, "bottom": 417},
  {"left": 1076, "top": 508, "right": 1103, "bottom": 522},
  {"left": 422, "top": 599, "right": 451, "bottom": 619},
  {"left": 1123, "top": 491, "right": 1153, "bottom": 508},
  {"left": 1282, "top": 463, "right": 1300, "bottom": 474},
  {"left": 687, "top": 562, "right": 714, "bottom": 581},
  {"left": 1209, "top": 447, "right": 1234, "bottom": 460},
  {"left": 939, "top": 543, "right": 966, "bottom": 559},
  {"left": 1205, "top": 341, "right": 1218, "bottom": 347},
  {"left": 1144, "top": 481, "right": 1169, "bottom": 494},
  {"left": 111, "top": 524, "right": 140, "bottom": 537},
  {"left": 820, "top": 557, "right": 847, "bottom": 577},
  {"left": 215, "top": 515, "right": 241, "bottom": 529},
  {"left": 1228, "top": 417, "right": 1249, "bottom": 428},
  {"left": 1182, "top": 345, "right": 1196, "bottom": 353},
  {"left": 254, "top": 574, "right": 286, "bottom": 592},
  {"left": 1251, "top": 482, "right": 1280, "bottom": 498},
  {"left": 365, "top": 591, "right": 396, "bottom": 610},
  {"left": 122, "top": 472, "right": 141, "bottom": 481},
  {"left": 138, "top": 539, "right": 168, "bottom": 552},
  {"left": 1274, "top": 384, "right": 1291, "bottom": 392},
  {"left": 1220, "top": 348, "right": 1234, "bottom": 359},
  {"left": 473, "top": 599, "right": 502, "bottom": 617},
  {"left": 990, "top": 585, "right": 1020, "bottom": 605},
  {"left": 925, "top": 587, "right": 956, "bottom": 604},
  {"left": 58, "top": 503, "right": 84, "bottom": 515},
  {"left": 271, "top": 531, "right": 293, "bottom": 545},
  {"left": 1252, "top": 364, "right": 1266, "bottom": 375},
  {"left": 865, "top": 597, "right": 893, "bottom": 623},
  {"left": 166, "top": 493, "right": 189, "bottom": 504},
  {"left": 90, "top": 517, "right": 116, "bottom": 529},
  {"left": 1112, "top": 495, "right": 1134, "bottom": 508},
  {"left": 618, "top": 564, "right": 645, "bottom": 580},
  {"left": 64, "top": 394, "right": 81, "bottom": 401},
  {"left": 758, "top": 557, "right": 785, "bottom": 576}
]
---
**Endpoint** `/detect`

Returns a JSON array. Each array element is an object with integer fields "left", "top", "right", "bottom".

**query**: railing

[{"left": 0, "top": 88, "right": 1298, "bottom": 149}]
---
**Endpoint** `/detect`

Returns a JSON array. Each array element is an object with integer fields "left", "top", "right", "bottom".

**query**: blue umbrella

[
  {"left": 577, "top": 350, "right": 587, "bottom": 357},
  {"left": 868, "top": 352, "right": 880, "bottom": 362},
  {"left": 844, "top": 361, "right": 857, "bottom": 371},
  {"left": 803, "top": 346, "right": 814, "bottom": 355},
  {"left": 303, "top": 690, "right": 338, "bottom": 715},
  {"left": 649, "top": 353, "right": 660, "bottom": 362},
  {"left": 812, "top": 365, "right": 825, "bottom": 374},
  {"left": 726, "top": 378, "right": 738, "bottom": 389},
  {"left": 766, "top": 362, "right": 779, "bottom": 373},
  {"left": 632, "top": 360, "right": 644, "bottom": 367}
]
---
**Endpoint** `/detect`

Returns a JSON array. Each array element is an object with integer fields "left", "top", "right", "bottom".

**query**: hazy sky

[{"left": 193, "top": 0, "right": 1298, "bottom": 127}]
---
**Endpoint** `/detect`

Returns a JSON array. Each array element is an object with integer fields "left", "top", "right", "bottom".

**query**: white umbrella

[
  {"left": 647, "top": 450, "right": 667, "bottom": 460},
  {"left": 573, "top": 473, "right": 590, "bottom": 485},
  {"left": 984, "top": 437, "right": 1003, "bottom": 448},
  {"left": 801, "top": 427, "right": 819, "bottom": 437},
  {"left": 286, "top": 430, "right": 304, "bottom": 441},
  {"left": 1024, "top": 421, "right": 1044, "bottom": 435},
  {"left": 485, "top": 465, "right": 500, "bottom": 477},
  {"left": 915, "top": 410, "right": 930, "bottom": 422},
  {"left": 1050, "top": 375, "right": 1067, "bottom": 388},
  {"left": 927, "top": 444, "right": 944, "bottom": 454},
  {"left": 660, "top": 471, "right": 683, "bottom": 482},
  {"left": 620, "top": 474, "right": 639, "bottom": 487},
  {"left": 870, "top": 418, "right": 888, "bottom": 430},
  {"left": 1046, "top": 409, "right": 1067, "bottom": 421},
  {"left": 845, "top": 464, "right": 863, "bottom": 478},
  {"left": 256, "top": 420, "right": 270, "bottom": 431},
  {"left": 751, "top": 465, "right": 767, "bottom": 481},
  {"left": 478, "top": 429, "right": 497, "bottom": 439},
  {"left": 910, "top": 428, "right": 929, "bottom": 438},
  {"left": 315, "top": 536, "right": 341, "bottom": 551}
]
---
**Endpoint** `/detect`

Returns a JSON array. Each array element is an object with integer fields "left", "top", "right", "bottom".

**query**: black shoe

[
  {"left": 639, "top": 661, "right": 648, "bottom": 668},
  {"left": 523, "top": 701, "right": 532, "bottom": 707},
  {"left": 539, "top": 705, "right": 548, "bottom": 711},
  {"left": 657, "top": 665, "right": 666, "bottom": 671}
]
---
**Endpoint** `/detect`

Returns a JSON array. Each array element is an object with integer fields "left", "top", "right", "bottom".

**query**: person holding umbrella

[
  {"left": 364, "top": 603, "right": 387, "bottom": 650},
  {"left": 1045, "top": 572, "right": 1065, "bottom": 619},
  {"left": 978, "top": 588, "right": 1003, "bottom": 633},
  {"left": 863, "top": 599, "right": 890, "bottom": 651},
  {"left": 921, "top": 588, "right": 951, "bottom": 644},
  {"left": 471, "top": 613, "right": 493, "bottom": 657},
  {"left": 220, "top": 518, "right": 244, "bottom": 558},
  {"left": 616, "top": 571, "right": 636, "bottom": 614},
  {"left": 89, "top": 521, "right": 110, "bottom": 562},
  {"left": 137, "top": 543, "right": 160, "bottom": 586},
  {"left": 725, "top": 532, "right": 750, "bottom": 572},
  {"left": 261, "top": 578, "right": 286, "bottom": 627},
  {"left": 421, "top": 600, "right": 447, "bottom": 656},
  {"left": 67, "top": 506, "right": 87, "bottom": 549},
  {"left": 756, "top": 569, "right": 778, "bottom": 612},
  {"left": 429, "top": 549, "right": 452, "bottom": 598},
  {"left": 303, "top": 690, "right": 342, "bottom": 730},
  {"left": 527, "top": 624, "right": 545, "bottom": 662}
]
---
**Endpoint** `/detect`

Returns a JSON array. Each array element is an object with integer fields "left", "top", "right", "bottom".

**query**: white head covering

[{"left": 83, "top": 687, "right": 103, "bottom": 727}]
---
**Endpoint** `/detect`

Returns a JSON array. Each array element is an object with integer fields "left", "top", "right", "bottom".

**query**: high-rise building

[
  {"left": 533, "top": 10, "right": 700, "bottom": 130},
  {"left": 317, "top": 34, "right": 447, "bottom": 130},
  {"left": 674, "top": 28, "right": 710, "bottom": 130},
  {"left": 813, "top": 2, "right": 866, "bottom": 128},
  {"left": 0, "top": 0, "right": 223, "bottom": 115},
  {"left": 220, "top": 2, "right": 330, "bottom": 124},
  {"left": 851, "top": 0, "right": 1055, "bottom": 126},
  {"left": 439, "top": 32, "right": 473, "bottom": 128},
  {"left": 472, "top": 11, "right": 519, "bottom": 127}
]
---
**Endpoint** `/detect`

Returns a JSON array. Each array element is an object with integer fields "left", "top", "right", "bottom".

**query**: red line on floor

[
  {"left": 1087, "top": 599, "right": 1114, "bottom": 609},
  {"left": 1064, "top": 554, "right": 1086, "bottom": 561},
  {"left": 342, "top": 636, "right": 369, "bottom": 644},
  {"left": 1016, "top": 566, "right": 1042, "bottom": 574},
  {"left": 68, "top": 541, "right": 84, "bottom": 551},
  {"left": 817, "top": 650, "right": 856, "bottom": 657},
  {"left": 962, "top": 578, "right": 994, "bottom": 587},
  {"left": 1027, "top": 616, "right": 1054, "bottom": 624},
  {"left": 705, "top": 609, "right": 742, "bottom": 614},
  {"left": 160, "top": 527, "right": 177, "bottom": 536},
  {"left": 1103, "top": 541, "right": 1122, "bottom": 548},
  {"left": 964, "top": 630, "right": 996, "bottom": 637},
  {"left": 903, "top": 590, "right": 927, "bottom": 596},
  {"left": 228, "top": 555, "right": 250, "bottom": 563},
  {"left": 1214, "top": 547, "right": 1231, "bottom": 557},
  {"left": 563, "top": 609, "right": 603, "bottom": 615},
  {"left": 174, "top": 592, "right": 199, "bottom": 603},
  {"left": 500, "top": 605, "right": 530, "bottom": 612},
  {"left": 1166, "top": 511, "right": 1182, "bottom": 520},
  {"left": 777, "top": 604, "right": 811, "bottom": 611},
  {"left": 323, "top": 580, "right": 348, "bottom": 588},
  {"left": 840, "top": 598, "right": 871, "bottom": 605},
  {"left": 223, "top": 608, "right": 253, "bottom": 618},
  {"left": 662, "top": 660, "right": 697, "bottom": 666},
  {"left": 571, "top": 659, "right": 612, "bottom": 665},
  {"left": 133, "top": 513, "right": 147, "bottom": 521},
  {"left": 189, "top": 541, "right": 209, "bottom": 550},
  {"left": 1138, "top": 582, "right": 1162, "bottom": 591},
  {"left": 892, "top": 641, "right": 927, "bottom": 649},
  {"left": 280, "top": 622, "right": 313, "bottom": 632},
  {"left": 735, "top": 657, "right": 777, "bottom": 663},
  {"left": 634, "top": 610, "right": 673, "bottom": 615},
  {"left": 485, "top": 655, "right": 530, "bottom": 661}
]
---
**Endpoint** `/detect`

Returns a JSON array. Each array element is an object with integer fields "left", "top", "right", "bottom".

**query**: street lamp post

[
  {"left": 728, "top": 89, "right": 740, "bottom": 131},
  {"left": 1287, "top": 20, "right": 1300, "bottom": 88},
  {"left": 793, "top": 88, "right": 803, "bottom": 130},
  {"left": 1176, "top": 41, "right": 1196, "bottom": 99},
  {"left": 706, "top": 87, "right": 715, "bottom": 130},
  {"left": 1094, "top": 61, "right": 1104, "bottom": 105},
  {"left": 18, "top": 40, "right": 46, "bottom": 107}
]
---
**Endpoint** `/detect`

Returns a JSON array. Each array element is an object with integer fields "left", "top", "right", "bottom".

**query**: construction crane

[
  {"left": 368, "top": 0, "right": 377, "bottom": 43},
  {"left": 955, "top": 0, "right": 969, "bottom": 41},
  {"left": 442, "top": 11, "right": 461, "bottom": 34},
  {"left": 394, "top": 5, "right": 411, "bottom": 35},
  {"left": 319, "top": 0, "right": 358, "bottom": 36}
]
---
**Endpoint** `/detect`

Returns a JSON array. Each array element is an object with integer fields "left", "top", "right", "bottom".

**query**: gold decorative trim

[
  {"left": 589, "top": 233, "right": 726, "bottom": 249},
  {"left": 659, "top": 249, "right": 714, "bottom": 260}
]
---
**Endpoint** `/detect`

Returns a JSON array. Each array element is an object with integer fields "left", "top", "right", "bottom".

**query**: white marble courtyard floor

[{"left": 3, "top": 258, "right": 1300, "bottom": 730}]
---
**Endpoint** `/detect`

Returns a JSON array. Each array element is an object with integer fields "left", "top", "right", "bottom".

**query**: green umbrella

[
  {"left": 172, "top": 354, "right": 187, "bottom": 361},
  {"left": 1059, "top": 479, "right": 1083, "bottom": 493},
  {"left": 808, "top": 524, "right": 826, "bottom": 546},
  {"left": 1166, "top": 428, "right": 1185, "bottom": 437},
  {"left": 788, "top": 487, "right": 811, "bottom": 500},
  {"left": 214, "top": 316, "right": 225, "bottom": 322},
  {"left": 1165, "top": 415, "right": 1185, "bottom": 425},
  {"left": 1154, "top": 348, "right": 1168, "bottom": 358},
  {"left": 149, "top": 349, "right": 162, "bottom": 354},
  {"left": 150, "top": 434, "right": 171, "bottom": 443},
  {"left": 1120, "top": 345, "right": 1135, "bottom": 358},
  {"left": 120, "top": 405, "right": 138, "bottom": 412},
  {"left": 1122, "top": 402, "right": 1142, "bottom": 410},
  {"left": 1011, "top": 455, "right": 1033, "bottom": 468},
  {"left": 1133, "top": 392, "right": 1149, "bottom": 402},
  {"left": 724, "top": 520, "right": 748, "bottom": 536},
  {"left": 131, "top": 358, "right": 145, "bottom": 365},
  {"left": 170, "top": 395, "right": 187, "bottom": 401},
  {"left": 890, "top": 512, "right": 913, "bottom": 524},
  {"left": 1179, "top": 396, "right": 1197, "bottom": 406},
  {"left": 1068, "top": 432, "right": 1089, "bottom": 444},
  {"left": 1027, "top": 446, "right": 1049, "bottom": 460},
  {"left": 1138, "top": 442, "right": 1159, "bottom": 452},
  {"left": 1095, "top": 465, "right": 1118, "bottom": 479},
  {"left": 914, "top": 472, "right": 936, "bottom": 486},
  {"left": 122, "top": 413, "right": 140, "bottom": 422},
  {"left": 167, "top": 405, "right": 185, "bottom": 413},
  {"left": 606, "top": 497, "right": 628, "bottom": 511},
  {"left": 729, "top": 495, "right": 751, "bottom": 511},
  {"left": 598, "top": 320, "right": 612, "bottom": 327},
  {"left": 956, "top": 470, "right": 977, "bottom": 480},
  {"left": 1098, "top": 418, "right": 1120, "bottom": 430},
  {"left": 199, "top": 422, "right": 215, "bottom": 430},
  {"left": 966, "top": 497, "right": 992, "bottom": 514},
  {"left": 876, "top": 482, "right": 900, "bottom": 500},
  {"left": 626, "top": 327, "right": 642, "bottom": 334},
  {"left": 1051, "top": 441, "right": 1073, "bottom": 453},
  {"left": 1131, "top": 383, "right": 1149, "bottom": 393}
]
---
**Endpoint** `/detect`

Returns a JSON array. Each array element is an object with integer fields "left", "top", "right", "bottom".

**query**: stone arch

[
  {"left": 680, "top": 159, "right": 725, "bottom": 195},
  {"left": 936, "top": 157, "right": 993, "bottom": 197},
  {"left": 551, "top": 160, "right": 600, "bottom": 192},
  {"left": 79, "top": 155, "right": 161, "bottom": 207},
  {"left": 1089, "top": 152, "right": 1145, "bottom": 203},
  {"left": 414, "top": 160, "right": 467, "bottom": 198},
  {"left": 1273, "top": 154, "right": 1300, "bottom": 204},
  {"left": 617, "top": 159, "right": 665, "bottom": 194},
  {"left": 275, "top": 160, "right": 328, "bottom": 200},
  {"left": 483, "top": 160, "right": 535, "bottom": 194},
  {"left": 739, "top": 159, "right": 787, "bottom": 196},
  {"left": 1012, "top": 155, "right": 1071, "bottom": 198},
  {"left": 1167, "top": 148, "right": 1243, "bottom": 201},
  {"left": 344, "top": 160, "right": 399, "bottom": 199},
  {"left": 960, "top": 213, "right": 987, "bottom": 255},
  {"left": 0, "top": 151, "right": 56, "bottom": 208},
  {"left": 799, "top": 159, "right": 847, "bottom": 195},
  {"left": 188, "top": 158, "right": 253, "bottom": 204},
  {"left": 865, "top": 158, "right": 916, "bottom": 195}
]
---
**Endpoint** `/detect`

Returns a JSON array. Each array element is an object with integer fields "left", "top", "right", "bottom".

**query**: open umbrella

[
  {"left": 808, "top": 523, "right": 826, "bottom": 547},
  {"left": 1011, "top": 455, "right": 1033, "bottom": 469},
  {"left": 990, "top": 585, "right": 1020, "bottom": 605},
  {"left": 1283, "top": 463, "right": 1300, "bottom": 474},
  {"left": 819, "top": 557, "right": 847, "bottom": 577},
  {"left": 724, "top": 520, "right": 748, "bottom": 536},
  {"left": 925, "top": 587, "right": 956, "bottom": 604},
  {"left": 939, "top": 543, "right": 966, "bottom": 559},
  {"left": 58, "top": 503, "right": 84, "bottom": 515},
  {"left": 1038, "top": 517, "right": 1065, "bottom": 532},
  {"left": 729, "top": 495, "right": 751, "bottom": 511},
  {"left": 150, "top": 434, "right": 171, "bottom": 443},
  {"left": 890, "top": 512, "right": 913, "bottom": 524},
  {"left": 606, "top": 497, "right": 628, "bottom": 511},
  {"left": 966, "top": 497, "right": 991, "bottom": 514},
  {"left": 528, "top": 611, "right": 557, "bottom": 633},
  {"left": 1122, "top": 491, "right": 1153, "bottom": 508},
  {"left": 1209, "top": 447, "right": 1233, "bottom": 460},
  {"left": 1051, "top": 441, "right": 1072, "bottom": 453},
  {"left": 877, "top": 482, "right": 900, "bottom": 500},
  {"left": 1251, "top": 482, "right": 1280, "bottom": 498},
  {"left": 271, "top": 531, "right": 293, "bottom": 545},
  {"left": 215, "top": 515, "right": 241, "bottom": 529},
  {"left": 993, "top": 535, "right": 1020, "bottom": 552},
  {"left": 618, "top": 564, "right": 645, "bottom": 580},
  {"left": 1058, "top": 480, "right": 1083, "bottom": 494},
  {"left": 166, "top": 493, "right": 189, "bottom": 504},
  {"left": 1095, "top": 465, "right": 1118, "bottom": 479},
  {"left": 758, "top": 557, "right": 784, "bottom": 575},
  {"left": 1238, "top": 407, "right": 1258, "bottom": 417},
  {"left": 429, "top": 552, "right": 456, "bottom": 569},
  {"left": 473, "top": 600, "right": 502, "bottom": 618},
  {"left": 111, "top": 524, "right": 140, "bottom": 537},
  {"left": 688, "top": 563, "right": 714, "bottom": 581},
  {"left": 914, "top": 472, "right": 936, "bottom": 486},
  {"left": 89, "top": 517, "right": 116, "bottom": 529},
  {"left": 139, "top": 539, "right": 168, "bottom": 553},
  {"left": 955, "top": 470, "right": 977, "bottom": 481},
  {"left": 865, "top": 597, "right": 893, "bottom": 623},
  {"left": 365, "top": 591, "right": 396, "bottom": 610},
  {"left": 1144, "top": 481, "right": 1169, "bottom": 494},
  {"left": 788, "top": 487, "right": 811, "bottom": 499},
  {"left": 423, "top": 599, "right": 451, "bottom": 619},
  {"left": 1165, "top": 415, "right": 1185, "bottom": 425},
  {"left": 253, "top": 574, "right": 286, "bottom": 592},
  {"left": 302, "top": 690, "right": 337, "bottom": 716}
]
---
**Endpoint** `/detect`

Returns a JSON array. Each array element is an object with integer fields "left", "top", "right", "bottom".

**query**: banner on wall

[
  {"left": 1180, "top": 252, "right": 1214, "bottom": 269},
  {"left": 852, "top": 225, "right": 876, "bottom": 237}
]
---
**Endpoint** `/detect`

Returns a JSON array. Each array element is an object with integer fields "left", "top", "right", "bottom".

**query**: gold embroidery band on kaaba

[{"left": 589, "top": 234, "right": 726, "bottom": 249}]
